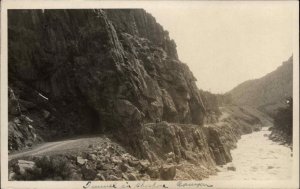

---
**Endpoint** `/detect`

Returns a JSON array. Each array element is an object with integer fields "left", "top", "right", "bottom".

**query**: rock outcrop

[
  {"left": 8, "top": 87, "right": 43, "bottom": 151},
  {"left": 199, "top": 90, "right": 221, "bottom": 123},
  {"left": 269, "top": 97, "right": 293, "bottom": 146},
  {"left": 8, "top": 9, "right": 206, "bottom": 152},
  {"left": 8, "top": 106, "right": 267, "bottom": 181}
]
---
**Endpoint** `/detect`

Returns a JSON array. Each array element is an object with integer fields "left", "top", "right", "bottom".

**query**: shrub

[
  {"left": 273, "top": 97, "right": 293, "bottom": 137},
  {"left": 12, "top": 156, "right": 73, "bottom": 180}
]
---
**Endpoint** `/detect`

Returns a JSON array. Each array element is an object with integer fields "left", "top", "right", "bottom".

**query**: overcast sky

[{"left": 145, "top": 2, "right": 296, "bottom": 93}]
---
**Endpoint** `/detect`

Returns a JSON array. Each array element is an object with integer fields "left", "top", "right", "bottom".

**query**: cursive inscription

[
  {"left": 177, "top": 181, "right": 213, "bottom": 187},
  {"left": 83, "top": 181, "right": 213, "bottom": 189}
]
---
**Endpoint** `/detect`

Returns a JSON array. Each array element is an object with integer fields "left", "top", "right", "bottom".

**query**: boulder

[
  {"left": 111, "top": 156, "right": 122, "bottom": 165},
  {"left": 140, "top": 159, "right": 151, "bottom": 169},
  {"left": 14, "top": 118, "right": 21, "bottom": 125},
  {"left": 9, "top": 171, "right": 16, "bottom": 180},
  {"left": 140, "top": 173, "right": 151, "bottom": 180},
  {"left": 119, "top": 163, "right": 133, "bottom": 172},
  {"left": 96, "top": 173, "right": 106, "bottom": 181},
  {"left": 122, "top": 173, "right": 129, "bottom": 180},
  {"left": 227, "top": 166, "right": 236, "bottom": 171},
  {"left": 20, "top": 115, "right": 33, "bottom": 123},
  {"left": 107, "top": 175, "right": 121, "bottom": 181},
  {"left": 77, "top": 156, "right": 88, "bottom": 165},
  {"left": 87, "top": 154, "right": 97, "bottom": 161},
  {"left": 127, "top": 173, "right": 138, "bottom": 180},
  {"left": 112, "top": 167, "right": 123, "bottom": 178},
  {"left": 167, "top": 152, "right": 175, "bottom": 159},
  {"left": 159, "top": 164, "right": 176, "bottom": 180},
  {"left": 147, "top": 166, "right": 160, "bottom": 179},
  {"left": 268, "top": 127, "right": 273, "bottom": 131},
  {"left": 82, "top": 167, "right": 97, "bottom": 180},
  {"left": 212, "top": 148, "right": 226, "bottom": 165},
  {"left": 128, "top": 159, "right": 140, "bottom": 167},
  {"left": 253, "top": 125, "right": 261, "bottom": 132},
  {"left": 17, "top": 160, "right": 35, "bottom": 175},
  {"left": 96, "top": 163, "right": 114, "bottom": 171}
]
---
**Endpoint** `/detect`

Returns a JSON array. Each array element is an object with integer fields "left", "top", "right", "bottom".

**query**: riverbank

[{"left": 8, "top": 106, "right": 269, "bottom": 181}]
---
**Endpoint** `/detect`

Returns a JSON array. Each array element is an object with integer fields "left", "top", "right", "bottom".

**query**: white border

[{"left": 1, "top": 1, "right": 299, "bottom": 189}]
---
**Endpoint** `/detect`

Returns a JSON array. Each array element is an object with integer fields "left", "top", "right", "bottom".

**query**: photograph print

[{"left": 2, "top": 1, "right": 299, "bottom": 188}]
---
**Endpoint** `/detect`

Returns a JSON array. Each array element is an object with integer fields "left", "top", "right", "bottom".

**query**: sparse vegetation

[
  {"left": 216, "top": 93, "right": 233, "bottom": 106},
  {"left": 272, "top": 97, "right": 293, "bottom": 144},
  {"left": 11, "top": 156, "right": 72, "bottom": 180},
  {"left": 199, "top": 90, "right": 221, "bottom": 116}
]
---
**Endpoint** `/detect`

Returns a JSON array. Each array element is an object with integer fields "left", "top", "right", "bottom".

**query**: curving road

[
  {"left": 9, "top": 140, "right": 77, "bottom": 160},
  {"left": 8, "top": 135, "right": 115, "bottom": 161}
]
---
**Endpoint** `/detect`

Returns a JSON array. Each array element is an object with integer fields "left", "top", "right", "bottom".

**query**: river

[{"left": 208, "top": 127, "right": 293, "bottom": 180}]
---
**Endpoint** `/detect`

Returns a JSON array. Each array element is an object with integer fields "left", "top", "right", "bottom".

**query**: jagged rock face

[
  {"left": 105, "top": 10, "right": 178, "bottom": 60},
  {"left": 140, "top": 122, "right": 217, "bottom": 167},
  {"left": 8, "top": 105, "right": 267, "bottom": 181},
  {"left": 8, "top": 87, "right": 43, "bottom": 151},
  {"left": 199, "top": 90, "right": 221, "bottom": 124},
  {"left": 269, "top": 99, "right": 293, "bottom": 146},
  {"left": 8, "top": 9, "right": 206, "bottom": 149}
]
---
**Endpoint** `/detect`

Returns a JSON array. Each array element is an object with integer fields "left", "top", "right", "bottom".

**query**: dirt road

[{"left": 9, "top": 135, "right": 118, "bottom": 160}]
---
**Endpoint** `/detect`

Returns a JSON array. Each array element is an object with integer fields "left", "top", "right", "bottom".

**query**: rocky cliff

[
  {"left": 8, "top": 9, "right": 267, "bottom": 181},
  {"left": 269, "top": 97, "right": 293, "bottom": 146},
  {"left": 8, "top": 9, "right": 206, "bottom": 152},
  {"left": 9, "top": 106, "right": 266, "bottom": 181}
]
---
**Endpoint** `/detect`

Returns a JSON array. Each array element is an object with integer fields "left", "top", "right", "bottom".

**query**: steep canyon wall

[{"left": 7, "top": 9, "right": 268, "bottom": 180}]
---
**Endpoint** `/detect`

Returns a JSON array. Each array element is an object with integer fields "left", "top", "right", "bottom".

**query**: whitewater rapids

[{"left": 208, "top": 127, "right": 293, "bottom": 180}]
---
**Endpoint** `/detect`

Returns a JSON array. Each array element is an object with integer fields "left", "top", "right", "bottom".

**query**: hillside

[
  {"left": 228, "top": 56, "right": 293, "bottom": 116},
  {"left": 7, "top": 9, "right": 269, "bottom": 181}
]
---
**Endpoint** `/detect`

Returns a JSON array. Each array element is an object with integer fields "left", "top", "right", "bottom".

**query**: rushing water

[{"left": 208, "top": 127, "right": 293, "bottom": 180}]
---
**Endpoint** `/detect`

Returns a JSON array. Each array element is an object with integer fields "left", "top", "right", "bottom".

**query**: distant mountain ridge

[{"left": 228, "top": 56, "right": 293, "bottom": 116}]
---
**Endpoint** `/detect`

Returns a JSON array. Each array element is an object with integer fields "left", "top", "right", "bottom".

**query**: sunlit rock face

[{"left": 8, "top": 9, "right": 206, "bottom": 150}]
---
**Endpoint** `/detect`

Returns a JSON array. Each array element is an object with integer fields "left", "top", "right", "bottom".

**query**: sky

[{"left": 145, "top": 2, "right": 297, "bottom": 93}]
